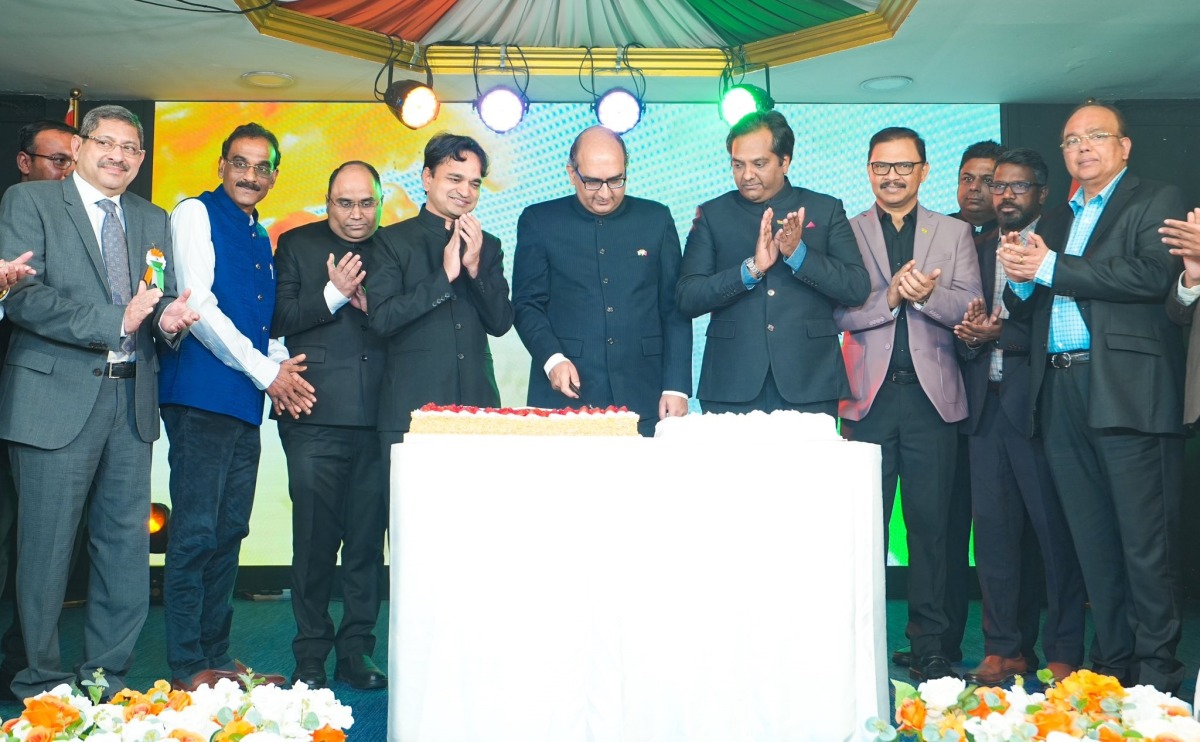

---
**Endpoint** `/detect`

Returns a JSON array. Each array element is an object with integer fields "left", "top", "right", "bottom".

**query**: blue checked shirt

[{"left": 1008, "top": 169, "right": 1127, "bottom": 352}]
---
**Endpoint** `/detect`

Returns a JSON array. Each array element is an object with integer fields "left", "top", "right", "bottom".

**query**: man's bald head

[{"left": 567, "top": 127, "right": 629, "bottom": 216}]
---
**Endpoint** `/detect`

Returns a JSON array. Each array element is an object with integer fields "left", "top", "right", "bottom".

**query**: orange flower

[
  {"left": 895, "top": 697, "right": 926, "bottom": 732},
  {"left": 1031, "top": 707, "right": 1075, "bottom": 738},
  {"left": 214, "top": 718, "right": 256, "bottom": 741},
  {"left": 124, "top": 701, "right": 153, "bottom": 721},
  {"left": 312, "top": 725, "right": 347, "bottom": 742},
  {"left": 2, "top": 718, "right": 19, "bottom": 733},
  {"left": 937, "top": 709, "right": 967, "bottom": 738},
  {"left": 1046, "top": 669, "right": 1125, "bottom": 716},
  {"left": 21, "top": 696, "right": 81, "bottom": 733},
  {"left": 1151, "top": 736, "right": 1186, "bottom": 742},
  {"left": 166, "top": 689, "right": 193, "bottom": 711},
  {"left": 169, "top": 730, "right": 207, "bottom": 742},
  {"left": 1097, "top": 725, "right": 1125, "bottom": 742},
  {"left": 111, "top": 687, "right": 143, "bottom": 705},
  {"left": 24, "top": 727, "right": 53, "bottom": 742},
  {"left": 966, "top": 687, "right": 1010, "bottom": 719}
]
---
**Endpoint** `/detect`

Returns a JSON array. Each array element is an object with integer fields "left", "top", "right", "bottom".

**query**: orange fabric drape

[{"left": 284, "top": 0, "right": 459, "bottom": 42}]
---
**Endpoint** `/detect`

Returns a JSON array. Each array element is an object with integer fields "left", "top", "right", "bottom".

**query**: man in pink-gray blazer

[{"left": 834, "top": 126, "right": 981, "bottom": 683}]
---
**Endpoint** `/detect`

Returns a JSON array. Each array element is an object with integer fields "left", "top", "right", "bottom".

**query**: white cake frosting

[{"left": 653, "top": 410, "right": 841, "bottom": 440}]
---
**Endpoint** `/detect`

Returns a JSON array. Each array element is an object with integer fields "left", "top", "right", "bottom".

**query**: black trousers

[
  {"left": 970, "top": 386, "right": 1085, "bottom": 665},
  {"left": 941, "top": 436, "right": 972, "bottom": 660},
  {"left": 1039, "top": 363, "right": 1184, "bottom": 693},
  {"left": 841, "top": 377, "right": 957, "bottom": 659},
  {"left": 280, "top": 423, "right": 388, "bottom": 663}
]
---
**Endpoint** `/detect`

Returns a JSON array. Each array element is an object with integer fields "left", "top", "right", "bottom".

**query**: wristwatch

[{"left": 743, "top": 257, "right": 765, "bottom": 281}]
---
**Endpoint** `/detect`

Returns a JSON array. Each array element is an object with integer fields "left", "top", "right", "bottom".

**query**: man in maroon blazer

[{"left": 835, "top": 126, "right": 981, "bottom": 682}]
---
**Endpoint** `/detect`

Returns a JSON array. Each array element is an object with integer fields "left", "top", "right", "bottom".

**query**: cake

[
  {"left": 408, "top": 403, "right": 640, "bottom": 436},
  {"left": 653, "top": 410, "right": 841, "bottom": 440}
]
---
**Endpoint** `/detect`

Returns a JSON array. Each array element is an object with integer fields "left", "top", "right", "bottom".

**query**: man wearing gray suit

[
  {"left": 835, "top": 126, "right": 981, "bottom": 682},
  {"left": 0, "top": 105, "right": 198, "bottom": 698}
]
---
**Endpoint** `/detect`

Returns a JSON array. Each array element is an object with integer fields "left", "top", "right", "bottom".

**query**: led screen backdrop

[{"left": 151, "top": 100, "right": 999, "bottom": 566}]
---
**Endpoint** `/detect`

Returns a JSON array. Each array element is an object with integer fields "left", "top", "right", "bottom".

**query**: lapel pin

[
  {"left": 144, "top": 245, "right": 166, "bottom": 289},
  {"left": 920, "top": 227, "right": 929, "bottom": 234},
  {"left": 636, "top": 249, "right": 648, "bottom": 257}
]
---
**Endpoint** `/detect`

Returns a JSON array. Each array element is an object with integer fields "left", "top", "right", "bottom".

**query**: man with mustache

[
  {"left": 835, "top": 126, "right": 981, "bottom": 682},
  {"left": 159, "top": 122, "right": 313, "bottom": 691},
  {"left": 1000, "top": 102, "right": 1187, "bottom": 693},
  {"left": 677, "top": 110, "right": 869, "bottom": 416},
  {"left": 0, "top": 104, "right": 198, "bottom": 698},
  {"left": 368, "top": 133, "right": 513, "bottom": 445},
  {"left": 953, "top": 148, "right": 1085, "bottom": 685}
]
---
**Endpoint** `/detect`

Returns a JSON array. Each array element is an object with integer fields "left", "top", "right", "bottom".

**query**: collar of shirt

[
  {"left": 73, "top": 171, "right": 124, "bottom": 246},
  {"left": 417, "top": 204, "right": 457, "bottom": 237},
  {"left": 1069, "top": 167, "right": 1127, "bottom": 216},
  {"left": 875, "top": 202, "right": 917, "bottom": 227},
  {"left": 733, "top": 177, "right": 797, "bottom": 213},
  {"left": 569, "top": 192, "right": 629, "bottom": 221}
]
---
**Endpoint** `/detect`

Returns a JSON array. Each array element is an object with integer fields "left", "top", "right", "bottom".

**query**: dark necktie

[{"left": 96, "top": 199, "right": 136, "bottom": 353}]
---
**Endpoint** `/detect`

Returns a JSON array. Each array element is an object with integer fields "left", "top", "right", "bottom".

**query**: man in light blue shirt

[{"left": 999, "top": 102, "right": 1187, "bottom": 694}]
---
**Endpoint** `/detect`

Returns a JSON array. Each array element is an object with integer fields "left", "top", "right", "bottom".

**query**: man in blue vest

[{"left": 159, "top": 123, "right": 314, "bottom": 691}]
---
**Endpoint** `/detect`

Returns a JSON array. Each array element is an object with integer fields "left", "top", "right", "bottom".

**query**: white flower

[
  {"left": 918, "top": 676, "right": 967, "bottom": 711},
  {"left": 1045, "top": 732, "right": 1078, "bottom": 742}
]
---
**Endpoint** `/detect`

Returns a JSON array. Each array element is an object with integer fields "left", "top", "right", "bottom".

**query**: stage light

[
  {"left": 580, "top": 46, "right": 648, "bottom": 134},
  {"left": 385, "top": 80, "right": 440, "bottom": 130},
  {"left": 473, "top": 45, "right": 531, "bottom": 134},
  {"left": 719, "top": 84, "right": 774, "bottom": 127},
  {"left": 475, "top": 86, "right": 528, "bottom": 133},
  {"left": 149, "top": 502, "right": 171, "bottom": 554},
  {"left": 595, "top": 87, "right": 643, "bottom": 134}
]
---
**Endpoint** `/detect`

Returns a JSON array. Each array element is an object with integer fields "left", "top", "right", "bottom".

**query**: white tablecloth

[{"left": 388, "top": 434, "right": 885, "bottom": 742}]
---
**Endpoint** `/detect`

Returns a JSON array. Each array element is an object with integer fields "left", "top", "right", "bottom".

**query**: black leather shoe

[
  {"left": 291, "top": 658, "right": 327, "bottom": 688},
  {"left": 335, "top": 654, "right": 387, "bottom": 690},
  {"left": 892, "top": 647, "right": 912, "bottom": 667},
  {"left": 910, "top": 654, "right": 959, "bottom": 681}
]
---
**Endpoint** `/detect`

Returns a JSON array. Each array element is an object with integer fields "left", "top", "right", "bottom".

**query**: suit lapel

[
  {"left": 855, "top": 208, "right": 892, "bottom": 278},
  {"left": 62, "top": 177, "right": 111, "bottom": 294},
  {"left": 913, "top": 205, "right": 935, "bottom": 272},
  {"left": 123, "top": 197, "right": 146, "bottom": 289},
  {"left": 980, "top": 237, "right": 999, "bottom": 313},
  {"left": 1083, "top": 172, "right": 1136, "bottom": 254}
]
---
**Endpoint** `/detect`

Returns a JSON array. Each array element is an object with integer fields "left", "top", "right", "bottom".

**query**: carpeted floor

[{"left": 0, "top": 596, "right": 1196, "bottom": 738}]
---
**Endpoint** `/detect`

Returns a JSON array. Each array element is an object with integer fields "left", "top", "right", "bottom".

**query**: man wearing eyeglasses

[
  {"left": 835, "top": 126, "right": 981, "bottom": 682},
  {"left": 369, "top": 133, "right": 513, "bottom": 441},
  {"left": 999, "top": 102, "right": 1187, "bottom": 694},
  {"left": 158, "top": 122, "right": 310, "bottom": 692},
  {"left": 270, "top": 161, "right": 388, "bottom": 691},
  {"left": 16, "top": 120, "right": 77, "bottom": 183},
  {"left": 952, "top": 148, "right": 1085, "bottom": 687},
  {"left": 0, "top": 104, "right": 198, "bottom": 698},
  {"left": 676, "top": 111, "right": 868, "bottom": 418},
  {"left": 513, "top": 126, "right": 691, "bottom": 435}
]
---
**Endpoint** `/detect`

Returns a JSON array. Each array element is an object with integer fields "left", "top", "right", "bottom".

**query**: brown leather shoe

[
  {"left": 964, "top": 655, "right": 1028, "bottom": 685},
  {"left": 227, "top": 660, "right": 287, "bottom": 688},
  {"left": 1046, "top": 662, "right": 1078, "bottom": 683},
  {"left": 171, "top": 668, "right": 227, "bottom": 692}
]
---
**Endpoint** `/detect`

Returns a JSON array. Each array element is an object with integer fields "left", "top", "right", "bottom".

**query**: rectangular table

[{"left": 388, "top": 434, "right": 885, "bottom": 742}]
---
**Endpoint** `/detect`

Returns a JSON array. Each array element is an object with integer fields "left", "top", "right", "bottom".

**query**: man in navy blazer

[
  {"left": 1000, "top": 102, "right": 1187, "bottom": 693},
  {"left": 676, "top": 111, "right": 869, "bottom": 415},
  {"left": 513, "top": 127, "right": 691, "bottom": 436}
]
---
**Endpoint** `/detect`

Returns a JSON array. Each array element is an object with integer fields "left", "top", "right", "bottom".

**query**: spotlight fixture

[
  {"left": 149, "top": 502, "right": 171, "bottom": 554},
  {"left": 581, "top": 45, "right": 647, "bottom": 134},
  {"left": 474, "top": 46, "right": 530, "bottom": 134},
  {"left": 717, "top": 50, "right": 774, "bottom": 126},
  {"left": 860, "top": 75, "right": 913, "bottom": 92},
  {"left": 378, "top": 40, "right": 439, "bottom": 130}
]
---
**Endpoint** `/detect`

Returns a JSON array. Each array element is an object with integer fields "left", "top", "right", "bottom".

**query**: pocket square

[{"left": 806, "top": 221, "right": 816, "bottom": 229}]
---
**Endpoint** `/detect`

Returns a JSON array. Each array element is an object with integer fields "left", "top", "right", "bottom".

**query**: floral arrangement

[
  {"left": 866, "top": 670, "right": 1200, "bottom": 742},
  {"left": 0, "top": 672, "right": 353, "bottom": 741}
]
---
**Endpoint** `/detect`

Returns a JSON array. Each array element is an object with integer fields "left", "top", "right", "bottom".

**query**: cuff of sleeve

[
  {"left": 784, "top": 241, "right": 808, "bottom": 271},
  {"left": 1008, "top": 279, "right": 1034, "bottom": 300},
  {"left": 1034, "top": 251, "right": 1057, "bottom": 287},
  {"left": 740, "top": 262, "right": 762, "bottom": 290},
  {"left": 324, "top": 281, "right": 350, "bottom": 313},
  {"left": 543, "top": 353, "right": 568, "bottom": 378},
  {"left": 1177, "top": 273, "right": 1200, "bottom": 306},
  {"left": 661, "top": 390, "right": 688, "bottom": 400},
  {"left": 249, "top": 358, "right": 281, "bottom": 391}
]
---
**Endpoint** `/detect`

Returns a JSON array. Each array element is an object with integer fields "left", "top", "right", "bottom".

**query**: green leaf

[
  {"left": 1035, "top": 668, "right": 1054, "bottom": 684},
  {"left": 303, "top": 710, "right": 322, "bottom": 731},
  {"left": 217, "top": 706, "right": 234, "bottom": 725},
  {"left": 891, "top": 679, "right": 918, "bottom": 705}
]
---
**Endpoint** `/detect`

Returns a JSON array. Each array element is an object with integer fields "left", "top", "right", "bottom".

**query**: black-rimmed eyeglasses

[
  {"left": 870, "top": 161, "right": 924, "bottom": 176},
  {"left": 988, "top": 181, "right": 1043, "bottom": 195},
  {"left": 23, "top": 151, "right": 73, "bottom": 170}
]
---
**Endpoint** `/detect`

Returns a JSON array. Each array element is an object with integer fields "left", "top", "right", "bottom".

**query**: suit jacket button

[
  {"left": 767, "top": 289, "right": 776, "bottom": 297},
  {"left": 599, "top": 248, "right": 605, "bottom": 255},
  {"left": 607, "top": 338, "right": 615, "bottom": 345},
  {"left": 606, "top": 306, "right": 614, "bottom": 313},
  {"left": 455, "top": 323, "right": 462, "bottom": 330},
  {"left": 457, "top": 353, "right": 465, "bottom": 360},
  {"left": 93, "top": 368, "right": 102, "bottom": 377},
  {"left": 257, "top": 294, "right": 263, "bottom": 301},
  {"left": 767, "top": 324, "right": 775, "bottom": 332},
  {"left": 361, "top": 354, "right": 368, "bottom": 361}
]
